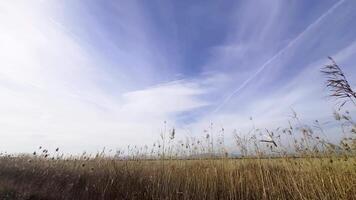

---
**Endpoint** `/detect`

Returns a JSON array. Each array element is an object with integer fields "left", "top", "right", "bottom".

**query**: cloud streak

[
  {"left": 212, "top": 0, "right": 346, "bottom": 114},
  {"left": 1, "top": 0, "right": 356, "bottom": 154}
]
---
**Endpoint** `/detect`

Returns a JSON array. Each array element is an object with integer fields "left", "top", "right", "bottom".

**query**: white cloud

[
  {"left": 0, "top": 2, "right": 208, "bottom": 154},
  {"left": 121, "top": 81, "right": 208, "bottom": 118}
]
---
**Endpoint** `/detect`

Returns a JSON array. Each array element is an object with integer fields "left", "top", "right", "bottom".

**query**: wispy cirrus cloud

[
  {"left": 182, "top": 0, "right": 356, "bottom": 142},
  {"left": 0, "top": 1, "right": 207, "bottom": 153},
  {"left": 1, "top": 0, "right": 356, "bottom": 153}
]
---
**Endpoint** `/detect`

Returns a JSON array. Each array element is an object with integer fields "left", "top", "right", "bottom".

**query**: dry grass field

[{"left": 0, "top": 156, "right": 355, "bottom": 200}]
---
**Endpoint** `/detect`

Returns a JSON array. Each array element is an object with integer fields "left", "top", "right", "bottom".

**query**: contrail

[{"left": 212, "top": 0, "right": 346, "bottom": 114}]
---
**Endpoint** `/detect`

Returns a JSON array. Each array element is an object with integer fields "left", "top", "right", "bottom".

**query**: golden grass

[{"left": 0, "top": 156, "right": 355, "bottom": 200}]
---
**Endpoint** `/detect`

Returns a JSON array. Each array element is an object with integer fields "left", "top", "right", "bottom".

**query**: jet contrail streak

[{"left": 212, "top": 0, "right": 345, "bottom": 114}]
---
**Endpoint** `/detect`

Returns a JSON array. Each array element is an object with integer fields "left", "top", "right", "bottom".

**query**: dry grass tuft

[{"left": 321, "top": 57, "right": 356, "bottom": 107}]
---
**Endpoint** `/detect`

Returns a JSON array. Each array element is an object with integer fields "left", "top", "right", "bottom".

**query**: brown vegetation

[{"left": 0, "top": 156, "right": 355, "bottom": 200}]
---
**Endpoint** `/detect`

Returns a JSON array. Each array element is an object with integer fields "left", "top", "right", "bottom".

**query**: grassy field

[
  {"left": 0, "top": 156, "right": 355, "bottom": 200},
  {"left": 1, "top": 112, "right": 355, "bottom": 200}
]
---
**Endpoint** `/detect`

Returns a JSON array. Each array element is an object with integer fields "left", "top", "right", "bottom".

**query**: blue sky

[{"left": 0, "top": 0, "right": 356, "bottom": 153}]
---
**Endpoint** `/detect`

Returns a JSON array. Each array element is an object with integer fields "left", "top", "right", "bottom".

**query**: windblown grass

[{"left": 0, "top": 156, "right": 355, "bottom": 200}]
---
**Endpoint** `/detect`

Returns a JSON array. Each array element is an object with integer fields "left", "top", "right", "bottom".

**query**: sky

[{"left": 0, "top": 0, "right": 356, "bottom": 154}]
